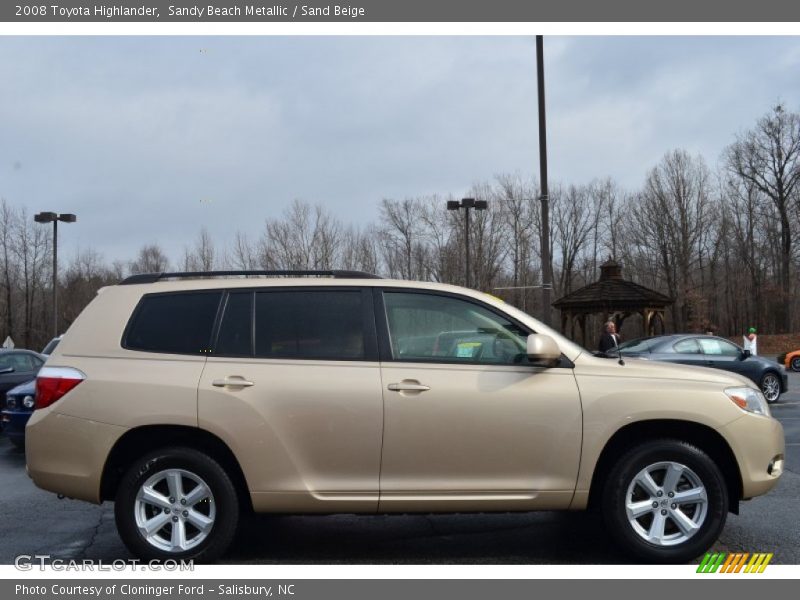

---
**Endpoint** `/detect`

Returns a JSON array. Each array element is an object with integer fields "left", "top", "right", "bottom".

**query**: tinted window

[
  {"left": 255, "top": 290, "right": 367, "bottom": 360},
  {"left": 673, "top": 339, "right": 702, "bottom": 354},
  {"left": 383, "top": 292, "right": 529, "bottom": 365},
  {"left": 125, "top": 292, "right": 222, "bottom": 354},
  {"left": 215, "top": 293, "right": 253, "bottom": 356}
]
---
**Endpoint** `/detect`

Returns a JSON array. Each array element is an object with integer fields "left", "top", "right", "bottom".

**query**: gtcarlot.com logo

[{"left": 696, "top": 552, "right": 773, "bottom": 573}]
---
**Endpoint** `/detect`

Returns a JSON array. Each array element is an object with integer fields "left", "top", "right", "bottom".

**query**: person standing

[
  {"left": 598, "top": 320, "right": 621, "bottom": 353},
  {"left": 743, "top": 327, "right": 758, "bottom": 355}
]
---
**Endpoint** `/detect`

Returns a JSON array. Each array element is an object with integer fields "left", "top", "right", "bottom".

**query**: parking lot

[{"left": 1, "top": 373, "right": 798, "bottom": 565}]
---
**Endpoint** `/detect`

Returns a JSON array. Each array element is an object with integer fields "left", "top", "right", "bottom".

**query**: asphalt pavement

[{"left": 0, "top": 372, "right": 798, "bottom": 565}]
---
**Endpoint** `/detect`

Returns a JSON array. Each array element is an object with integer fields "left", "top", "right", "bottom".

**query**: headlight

[
  {"left": 22, "top": 395, "right": 34, "bottom": 409},
  {"left": 725, "top": 386, "right": 770, "bottom": 417}
]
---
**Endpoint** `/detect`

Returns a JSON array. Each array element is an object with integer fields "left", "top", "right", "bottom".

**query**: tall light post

[
  {"left": 447, "top": 198, "right": 487, "bottom": 289},
  {"left": 536, "top": 34, "right": 553, "bottom": 326},
  {"left": 34, "top": 212, "right": 77, "bottom": 337}
]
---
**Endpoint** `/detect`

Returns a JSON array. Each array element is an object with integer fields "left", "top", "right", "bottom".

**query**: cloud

[{"left": 0, "top": 36, "right": 798, "bottom": 263}]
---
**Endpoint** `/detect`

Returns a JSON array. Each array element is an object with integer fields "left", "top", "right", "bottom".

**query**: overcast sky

[{"left": 1, "top": 36, "right": 799, "bottom": 264}]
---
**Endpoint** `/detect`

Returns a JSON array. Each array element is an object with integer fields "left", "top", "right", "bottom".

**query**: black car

[
  {"left": 607, "top": 334, "right": 787, "bottom": 403},
  {"left": 0, "top": 349, "right": 45, "bottom": 396}
]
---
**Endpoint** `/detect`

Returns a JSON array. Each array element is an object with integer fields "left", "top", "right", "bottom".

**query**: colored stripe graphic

[
  {"left": 758, "top": 554, "right": 773, "bottom": 573},
  {"left": 696, "top": 552, "right": 771, "bottom": 573},
  {"left": 734, "top": 553, "right": 749, "bottom": 573},
  {"left": 697, "top": 553, "right": 713, "bottom": 573},
  {"left": 720, "top": 553, "right": 736, "bottom": 573}
]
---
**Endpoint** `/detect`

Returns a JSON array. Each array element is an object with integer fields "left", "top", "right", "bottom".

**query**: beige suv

[{"left": 26, "top": 271, "right": 784, "bottom": 563}]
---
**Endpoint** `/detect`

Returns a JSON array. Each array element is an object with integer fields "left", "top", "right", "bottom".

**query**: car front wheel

[
  {"left": 114, "top": 447, "right": 240, "bottom": 563},
  {"left": 760, "top": 372, "right": 781, "bottom": 404},
  {"left": 790, "top": 357, "right": 800, "bottom": 372},
  {"left": 602, "top": 439, "right": 728, "bottom": 563}
]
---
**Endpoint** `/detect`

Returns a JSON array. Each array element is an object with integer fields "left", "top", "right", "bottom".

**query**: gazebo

[{"left": 552, "top": 259, "right": 673, "bottom": 347}]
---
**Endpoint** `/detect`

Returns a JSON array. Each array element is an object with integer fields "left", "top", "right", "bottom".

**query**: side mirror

[
  {"left": 0, "top": 366, "right": 13, "bottom": 374},
  {"left": 526, "top": 334, "right": 561, "bottom": 367},
  {"left": 741, "top": 349, "right": 751, "bottom": 360}
]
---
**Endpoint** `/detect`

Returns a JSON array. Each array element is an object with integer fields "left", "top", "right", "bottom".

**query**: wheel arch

[
  {"left": 100, "top": 425, "right": 253, "bottom": 513},
  {"left": 587, "top": 419, "right": 742, "bottom": 514}
]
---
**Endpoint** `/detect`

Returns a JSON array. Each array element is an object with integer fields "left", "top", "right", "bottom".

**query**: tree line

[{"left": 2, "top": 104, "right": 799, "bottom": 352}]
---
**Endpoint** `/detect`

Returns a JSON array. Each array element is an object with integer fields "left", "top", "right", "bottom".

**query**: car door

[
  {"left": 698, "top": 337, "right": 748, "bottom": 377},
  {"left": 376, "top": 289, "right": 583, "bottom": 512},
  {"left": 198, "top": 287, "right": 383, "bottom": 513}
]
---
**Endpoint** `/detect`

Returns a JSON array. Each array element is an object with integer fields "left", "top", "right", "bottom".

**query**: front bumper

[
  {"left": 781, "top": 370, "right": 789, "bottom": 393},
  {"left": 720, "top": 413, "right": 784, "bottom": 499}
]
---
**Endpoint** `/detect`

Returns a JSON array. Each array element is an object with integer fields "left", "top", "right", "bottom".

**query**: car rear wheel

[
  {"left": 760, "top": 372, "right": 781, "bottom": 404},
  {"left": 114, "top": 447, "right": 239, "bottom": 563},
  {"left": 790, "top": 357, "right": 800, "bottom": 372},
  {"left": 602, "top": 439, "right": 728, "bottom": 563}
]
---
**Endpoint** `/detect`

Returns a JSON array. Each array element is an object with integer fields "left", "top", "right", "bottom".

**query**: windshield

[{"left": 617, "top": 337, "right": 662, "bottom": 353}]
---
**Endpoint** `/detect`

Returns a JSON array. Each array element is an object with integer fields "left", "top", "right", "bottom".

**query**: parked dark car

[
  {"left": 1, "top": 379, "right": 34, "bottom": 449},
  {"left": 606, "top": 334, "right": 787, "bottom": 403},
  {"left": 0, "top": 349, "right": 45, "bottom": 395}
]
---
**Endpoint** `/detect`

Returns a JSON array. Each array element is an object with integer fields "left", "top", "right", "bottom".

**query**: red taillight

[{"left": 35, "top": 367, "right": 86, "bottom": 410}]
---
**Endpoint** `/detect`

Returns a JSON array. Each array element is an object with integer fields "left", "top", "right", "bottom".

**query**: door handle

[
  {"left": 387, "top": 381, "right": 431, "bottom": 392},
  {"left": 212, "top": 376, "right": 255, "bottom": 388}
]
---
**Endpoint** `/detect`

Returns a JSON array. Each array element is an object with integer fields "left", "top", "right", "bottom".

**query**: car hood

[{"left": 574, "top": 352, "right": 756, "bottom": 388}]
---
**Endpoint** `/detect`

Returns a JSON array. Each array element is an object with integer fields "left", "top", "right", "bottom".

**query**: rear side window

[
  {"left": 673, "top": 339, "right": 701, "bottom": 354},
  {"left": 125, "top": 292, "right": 222, "bottom": 355},
  {"left": 215, "top": 292, "right": 253, "bottom": 356},
  {"left": 254, "top": 290, "right": 369, "bottom": 360}
]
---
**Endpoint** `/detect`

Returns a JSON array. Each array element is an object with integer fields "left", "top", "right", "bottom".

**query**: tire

[
  {"left": 601, "top": 439, "right": 728, "bottom": 563},
  {"left": 760, "top": 372, "right": 781, "bottom": 404},
  {"left": 114, "top": 447, "right": 240, "bottom": 563},
  {"left": 791, "top": 357, "right": 800, "bottom": 372}
]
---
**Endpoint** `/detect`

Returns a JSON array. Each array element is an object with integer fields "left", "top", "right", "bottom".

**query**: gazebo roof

[{"left": 553, "top": 259, "right": 673, "bottom": 312}]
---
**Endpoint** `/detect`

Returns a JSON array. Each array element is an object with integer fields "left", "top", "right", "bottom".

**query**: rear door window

[
  {"left": 673, "top": 339, "right": 702, "bottom": 354},
  {"left": 698, "top": 338, "right": 740, "bottom": 357},
  {"left": 124, "top": 292, "right": 222, "bottom": 355},
  {"left": 215, "top": 292, "right": 254, "bottom": 356},
  {"left": 254, "top": 290, "right": 373, "bottom": 360}
]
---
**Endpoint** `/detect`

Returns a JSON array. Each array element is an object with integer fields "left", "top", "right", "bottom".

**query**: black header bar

[{"left": 3, "top": 0, "right": 800, "bottom": 23}]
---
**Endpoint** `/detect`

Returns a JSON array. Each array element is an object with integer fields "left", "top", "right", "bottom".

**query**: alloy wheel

[
  {"left": 134, "top": 468, "right": 216, "bottom": 553},
  {"left": 761, "top": 373, "right": 781, "bottom": 403},
  {"left": 625, "top": 461, "right": 708, "bottom": 547}
]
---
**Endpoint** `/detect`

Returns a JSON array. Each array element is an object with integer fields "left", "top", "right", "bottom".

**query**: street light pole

[
  {"left": 447, "top": 197, "right": 487, "bottom": 289},
  {"left": 34, "top": 212, "right": 77, "bottom": 337},
  {"left": 464, "top": 203, "right": 471, "bottom": 288},
  {"left": 536, "top": 34, "right": 553, "bottom": 326}
]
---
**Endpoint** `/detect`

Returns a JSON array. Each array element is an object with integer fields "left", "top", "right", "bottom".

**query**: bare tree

[
  {"left": 260, "top": 200, "right": 343, "bottom": 270},
  {"left": 182, "top": 228, "right": 216, "bottom": 271},
  {"left": 632, "top": 150, "right": 712, "bottom": 331},
  {"left": 129, "top": 244, "right": 170, "bottom": 274},
  {"left": 726, "top": 104, "right": 800, "bottom": 332}
]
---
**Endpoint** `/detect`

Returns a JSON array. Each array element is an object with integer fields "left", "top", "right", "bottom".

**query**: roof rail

[{"left": 119, "top": 270, "right": 382, "bottom": 285}]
